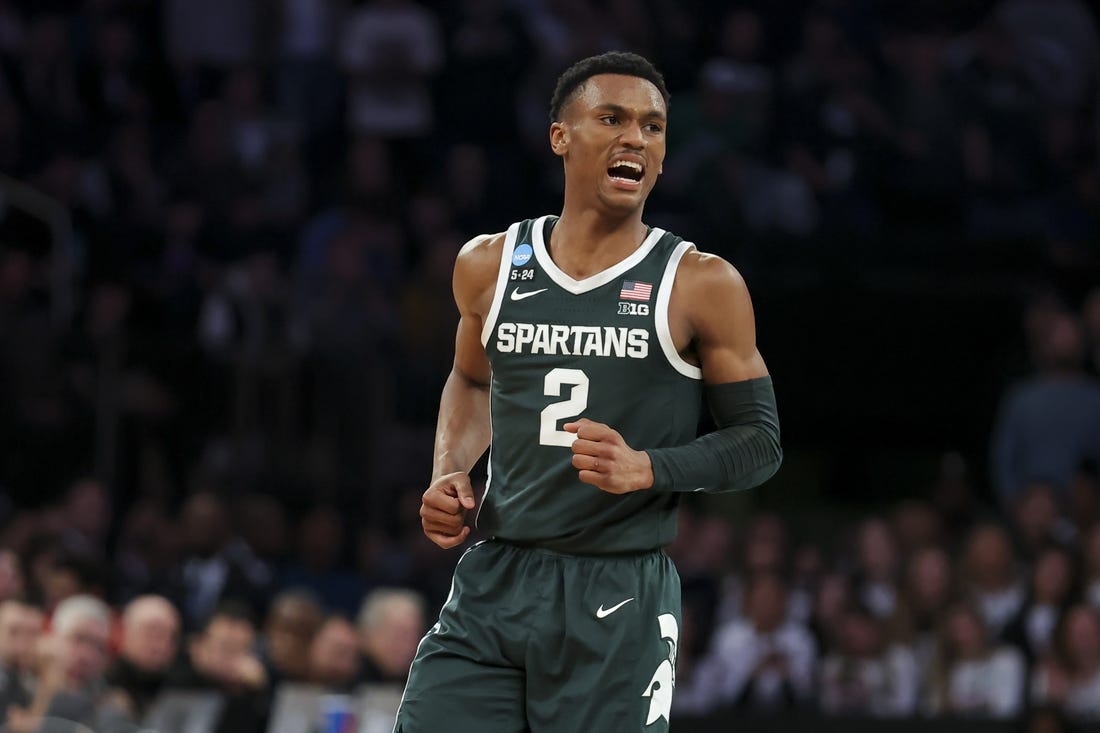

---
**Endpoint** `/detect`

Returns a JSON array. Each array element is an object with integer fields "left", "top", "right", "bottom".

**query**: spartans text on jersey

[{"left": 495, "top": 322, "right": 649, "bottom": 359}]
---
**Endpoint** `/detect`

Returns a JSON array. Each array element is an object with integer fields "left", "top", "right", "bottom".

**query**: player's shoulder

[
  {"left": 453, "top": 231, "right": 507, "bottom": 310},
  {"left": 457, "top": 231, "right": 506, "bottom": 264},
  {"left": 673, "top": 244, "right": 748, "bottom": 294},
  {"left": 454, "top": 231, "right": 506, "bottom": 279}
]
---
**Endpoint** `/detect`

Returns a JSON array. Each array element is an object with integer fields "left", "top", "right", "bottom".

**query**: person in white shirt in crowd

[
  {"left": 675, "top": 570, "right": 816, "bottom": 715},
  {"left": 925, "top": 602, "right": 1026, "bottom": 718},
  {"left": 960, "top": 523, "right": 1026, "bottom": 640},
  {"left": 1002, "top": 545, "right": 1077, "bottom": 667},
  {"left": 890, "top": 544, "right": 955, "bottom": 683},
  {"left": 819, "top": 603, "right": 919, "bottom": 717},
  {"left": 1032, "top": 604, "right": 1100, "bottom": 721},
  {"left": 853, "top": 516, "right": 901, "bottom": 620}
]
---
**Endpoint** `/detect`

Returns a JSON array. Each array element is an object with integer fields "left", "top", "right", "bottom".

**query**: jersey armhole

[
  {"left": 480, "top": 222, "right": 521, "bottom": 347},
  {"left": 655, "top": 241, "right": 704, "bottom": 380}
]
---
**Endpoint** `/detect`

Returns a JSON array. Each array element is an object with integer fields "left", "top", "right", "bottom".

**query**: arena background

[{"left": 0, "top": 0, "right": 1099, "bottom": 730}]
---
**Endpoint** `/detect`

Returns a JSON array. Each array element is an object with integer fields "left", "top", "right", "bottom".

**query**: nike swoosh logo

[
  {"left": 596, "top": 597, "right": 635, "bottom": 618},
  {"left": 510, "top": 287, "right": 548, "bottom": 301}
]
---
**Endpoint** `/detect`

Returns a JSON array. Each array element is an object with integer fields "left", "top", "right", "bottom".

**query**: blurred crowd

[
  {"left": 0, "top": 480, "right": 428, "bottom": 730},
  {"left": 0, "top": 0, "right": 1098, "bottom": 729},
  {"left": 664, "top": 287, "right": 1100, "bottom": 725}
]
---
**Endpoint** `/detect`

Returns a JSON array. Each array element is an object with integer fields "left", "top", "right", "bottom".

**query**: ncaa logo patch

[{"left": 512, "top": 243, "right": 533, "bottom": 267}]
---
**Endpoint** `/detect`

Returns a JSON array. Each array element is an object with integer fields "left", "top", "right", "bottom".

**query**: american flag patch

[{"left": 619, "top": 280, "right": 652, "bottom": 301}]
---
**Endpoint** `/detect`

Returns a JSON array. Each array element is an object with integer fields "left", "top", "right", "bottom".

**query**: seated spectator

[
  {"left": 787, "top": 542, "right": 825, "bottom": 625},
  {"left": 808, "top": 572, "right": 852, "bottom": 653},
  {"left": 1032, "top": 604, "right": 1100, "bottom": 721},
  {"left": 891, "top": 544, "right": 954, "bottom": 677},
  {"left": 1003, "top": 545, "right": 1077, "bottom": 666},
  {"left": 11, "top": 595, "right": 113, "bottom": 730},
  {"left": 0, "top": 598, "right": 43, "bottom": 716},
  {"left": 165, "top": 492, "right": 271, "bottom": 631},
  {"left": 164, "top": 601, "right": 269, "bottom": 733},
  {"left": 675, "top": 570, "right": 816, "bottom": 715},
  {"left": 112, "top": 500, "right": 180, "bottom": 603},
  {"left": 55, "top": 478, "right": 111, "bottom": 561},
  {"left": 307, "top": 615, "right": 360, "bottom": 692},
  {"left": 889, "top": 500, "right": 943, "bottom": 558},
  {"left": 279, "top": 505, "right": 368, "bottom": 617},
  {"left": 41, "top": 550, "right": 109, "bottom": 612},
  {"left": 1009, "top": 483, "right": 1076, "bottom": 561},
  {"left": 961, "top": 523, "right": 1026, "bottom": 639},
  {"left": 819, "top": 604, "right": 919, "bottom": 717},
  {"left": 43, "top": 594, "right": 112, "bottom": 694},
  {"left": 258, "top": 588, "right": 324, "bottom": 686},
  {"left": 356, "top": 588, "right": 425, "bottom": 685},
  {"left": 1069, "top": 463, "right": 1100, "bottom": 534},
  {"left": 925, "top": 602, "right": 1025, "bottom": 718},
  {"left": 715, "top": 514, "right": 792, "bottom": 627},
  {"left": 853, "top": 516, "right": 901, "bottom": 619},
  {"left": 105, "top": 595, "right": 181, "bottom": 719},
  {"left": 669, "top": 511, "right": 733, "bottom": 653},
  {"left": 0, "top": 549, "right": 26, "bottom": 603}
]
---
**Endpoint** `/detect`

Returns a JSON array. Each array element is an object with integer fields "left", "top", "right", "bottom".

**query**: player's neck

[{"left": 549, "top": 207, "right": 648, "bottom": 278}]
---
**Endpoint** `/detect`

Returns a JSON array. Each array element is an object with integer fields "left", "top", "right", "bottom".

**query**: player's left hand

[{"left": 564, "top": 418, "right": 654, "bottom": 494}]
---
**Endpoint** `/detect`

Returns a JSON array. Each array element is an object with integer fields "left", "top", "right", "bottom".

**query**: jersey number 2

[{"left": 539, "top": 368, "right": 589, "bottom": 447}]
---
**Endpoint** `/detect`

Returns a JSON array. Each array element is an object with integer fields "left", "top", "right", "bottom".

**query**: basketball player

[{"left": 395, "top": 52, "right": 782, "bottom": 731}]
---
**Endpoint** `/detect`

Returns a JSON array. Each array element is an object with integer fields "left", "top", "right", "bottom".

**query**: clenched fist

[
  {"left": 421, "top": 472, "right": 476, "bottom": 549},
  {"left": 564, "top": 418, "right": 654, "bottom": 494}
]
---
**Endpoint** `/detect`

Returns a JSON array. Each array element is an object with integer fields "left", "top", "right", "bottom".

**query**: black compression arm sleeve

[{"left": 645, "top": 376, "right": 782, "bottom": 493}]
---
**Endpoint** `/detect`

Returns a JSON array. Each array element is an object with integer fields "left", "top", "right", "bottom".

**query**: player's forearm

[
  {"left": 432, "top": 369, "right": 492, "bottom": 481},
  {"left": 644, "top": 376, "right": 782, "bottom": 493}
]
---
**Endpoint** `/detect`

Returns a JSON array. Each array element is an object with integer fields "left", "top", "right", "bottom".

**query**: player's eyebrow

[{"left": 594, "top": 103, "right": 667, "bottom": 122}]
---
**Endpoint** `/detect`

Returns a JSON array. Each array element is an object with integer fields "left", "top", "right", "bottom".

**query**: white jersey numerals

[{"left": 538, "top": 368, "right": 589, "bottom": 447}]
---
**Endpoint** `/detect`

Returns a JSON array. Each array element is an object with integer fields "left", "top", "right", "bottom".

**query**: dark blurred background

[{"left": 0, "top": 0, "right": 1099, "bottom": 730}]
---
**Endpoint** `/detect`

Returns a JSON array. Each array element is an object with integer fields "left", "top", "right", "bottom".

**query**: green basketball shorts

[{"left": 394, "top": 539, "right": 682, "bottom": 732}]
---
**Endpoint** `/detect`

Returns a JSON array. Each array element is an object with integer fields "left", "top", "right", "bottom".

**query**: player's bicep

[
  {"left": 688, "top": 256, "right": 769, "bottom": 385},
  {"left": 449, "top": 232, "right": 501, "bottom": 388},
  {"left": 452, "top": 312, "right": 491, "bottom": 387}
]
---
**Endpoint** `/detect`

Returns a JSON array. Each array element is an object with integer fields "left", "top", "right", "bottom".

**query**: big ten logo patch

[
  {"left": 618, "top": 302, "right": 649, "bottom": 316},
  {"left": 642, "top": 613, "right": 678, "bottom": 726}
]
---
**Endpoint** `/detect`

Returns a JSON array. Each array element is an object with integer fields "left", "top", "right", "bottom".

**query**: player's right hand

[{"left": 421, "top": 472, "right": 476, "bottom": 549}]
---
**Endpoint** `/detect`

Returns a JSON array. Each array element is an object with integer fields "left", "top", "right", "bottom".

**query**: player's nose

[{"left": 619, "top": 120, "right": 645, "bottom": 147}]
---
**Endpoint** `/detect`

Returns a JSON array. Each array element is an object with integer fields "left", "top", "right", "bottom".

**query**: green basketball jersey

[{"left": 478, "top": 215, "right": 704, "bottom": 554}]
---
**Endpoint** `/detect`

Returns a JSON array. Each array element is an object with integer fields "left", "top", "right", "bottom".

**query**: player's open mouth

[{"left": 607, "top": 160, "right": 644, "bottom": 189}]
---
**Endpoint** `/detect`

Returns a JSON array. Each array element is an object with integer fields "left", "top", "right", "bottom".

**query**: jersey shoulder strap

[{"left": 480, "top": 219, "right": 536, "bottom": 346}]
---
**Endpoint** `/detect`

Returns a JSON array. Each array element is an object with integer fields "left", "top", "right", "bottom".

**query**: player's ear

[{"left": 550, "top": 121, "right": 569, "bottom": 157}]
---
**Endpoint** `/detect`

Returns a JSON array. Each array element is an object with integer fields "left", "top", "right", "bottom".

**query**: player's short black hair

[{"left": 549, "top": 51, "right": 670, "bottom": 121}]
